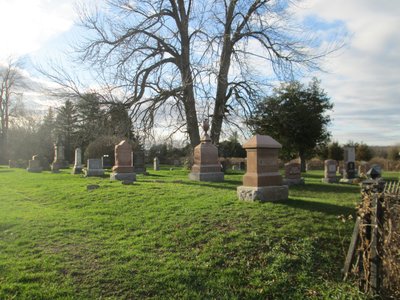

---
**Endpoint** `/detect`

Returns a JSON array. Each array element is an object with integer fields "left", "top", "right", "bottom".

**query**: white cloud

[
  {"left": 295, "top": 0, "right": 400, "bottom": 145},
  {"left": 0, "top": 0, "right": 76, "bottom": 61}
]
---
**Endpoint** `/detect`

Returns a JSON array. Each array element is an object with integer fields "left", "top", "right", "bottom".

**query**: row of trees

[
  {"left": 5, "top": 94, "right": 136, "bottom": 164},
  {"left": 318, "top": 142, "right": 400, "bottom": 162}
]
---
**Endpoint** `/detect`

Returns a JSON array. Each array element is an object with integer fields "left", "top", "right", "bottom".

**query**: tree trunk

[
  {"left": 210, "top": 2, "right": 235, "bottom": 145},
  {"left": 178, "top": 2, "right": 200, "bottom": 149},
  {"left": 300, "top": 151, "right": 307, "bottom": 172}
]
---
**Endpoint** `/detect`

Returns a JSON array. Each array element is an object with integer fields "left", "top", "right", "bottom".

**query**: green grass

[{"left": 1, "top": 165, "right": 398, "bottom": 299}]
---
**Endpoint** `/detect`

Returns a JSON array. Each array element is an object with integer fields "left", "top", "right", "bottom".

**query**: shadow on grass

[
  {"left": 178, "top": 179, "right": 240, "bottom": 191},
  {"left": 277, "top": 197, "right": 355, "bottom": 216},
  {"left": 302, "top": 173, "right": 324, "bottom": 179},
  {"left": 293, "top": 182, "right": 360, "bottom": 194},
  {"left": 143, "top": 173, "right": 167, "bottom": 178},
  {"left": 0, "top": 169, "right": 14, "bottom": 173}
]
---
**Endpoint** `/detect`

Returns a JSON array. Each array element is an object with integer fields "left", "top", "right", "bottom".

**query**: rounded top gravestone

[{"left": 114, "top": 140, "right": 132, "bottom": 167}]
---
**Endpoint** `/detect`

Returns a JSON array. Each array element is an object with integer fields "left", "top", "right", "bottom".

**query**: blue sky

[{"left": 0, "top": 0, "right": 399, "bottom": 146}]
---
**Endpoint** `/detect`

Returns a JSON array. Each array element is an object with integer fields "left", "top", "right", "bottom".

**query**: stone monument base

[
  {"left": 72, "top": 167, "right": 83, "bottom": 174},
  {"left": 283, "top": 178, "right": 305, "bottom": 186},
  {"left": 237, "top": 185, "right": 288, "bottom": 202},
  {"left": 84, "top": 169, "right": 105, "bottom": 177},
  {"left": 110, "top": 172, "right": 136, "bottom": 182},
  {"left": 189, "top": 172, "right": 224, "bottom": 182},
  {"left": 27, "top": 167, "right": 42, "bottom": 173},
  {"left": 339, "top": 178, "right": 358, "bottom": 184},
  {"left": 322, "top": 177, "right": 338, "bottom": 183}
]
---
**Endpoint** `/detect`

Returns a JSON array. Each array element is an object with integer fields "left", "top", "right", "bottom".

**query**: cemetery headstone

[
  {"left": 84, "top": 159, "right": 104, "bottom": 177},
  {"left": 72, "top": 148, "right": 83, "bottom": 174},
  {"left": 283, "top": 162, "right": 304, "bottom": 186},
  {"left": 189, "top": 119, "right": 224, "bottom": 182},
  {"left": 134, "top": 148, "right": 147, "bottom": 174},
  {"left": 367, "top": 165, "right": 382, "bottom": 180},
  {"left": 101, "top": 155, "right": 113, "bottom": 169},
  {"left": 340, "top": 146, "right": 357, "bottom": 183},
  {"left": 27, "top": 155, "right": 43, "bottom": 173},
  {"left": 110, "top": 140, "right": 136, "bottom": 182},
  {"left": 51, "top": 142, "right": 66, "bottom": 172},
  {"left": 322, "top": 159, "right": 338, "bottom": 183},
  {"left": 237, "top": 135, "right": 288, "bottom": 202},
  {"left": 153, "top": 157, "right": 160, "bottom": 171}
]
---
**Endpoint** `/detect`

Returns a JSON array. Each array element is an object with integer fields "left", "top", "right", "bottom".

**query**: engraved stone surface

[
  {"left": 189, "top": 119, "right": 224, "bottom": 182},
  {"left": 110, "top": 140, "right": 136, "bottom": 182},
  {"left": 237, "top": 186, "right": 288, "bottom": 202},
  {"left": 343, "top": 146, "right": 356, "bottom": 179},
  {"left": 283, "top": 162, "right": 304, "bottom": 186},
  {"left": 72, "top": 148, "right": 83, "bottom": 174},
  {"left": 27, "top": 155, "right": 43, "bottom": 173},
  {"left": 238, "top": 134, "right": 288, "bottom": 201},
  {"left": 153, "top": 157, "right": 160, "bottom": 171},
  {"left": 51, "top": 143, "right": 66, "bottom": 172},
  {"left": 84, "top": 159, "right": 104, "bottom": 177},
  {"left": 134, "top": 147, "right": 147, "bottom": 174},
  {"left": 322, "top": 159, "right": 338, "bottom": 183}
]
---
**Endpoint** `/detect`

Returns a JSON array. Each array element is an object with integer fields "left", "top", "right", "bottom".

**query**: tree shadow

[
  {"left": 292, "top": 182, "right": 359, "bottom": 194},
  {"left": 302, "top": 173, "right": 326, "bottom": 179},
  {"left": 178, "top": 180, "right": 238, "bottom": 191},
  {"left": 276, "top": 197, "right": 355, "bottom": 216},
  {"left": 143, "top": 173, "right": 167, "bottom": 178}
]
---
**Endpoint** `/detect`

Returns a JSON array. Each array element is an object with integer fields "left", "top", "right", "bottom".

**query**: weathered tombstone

[
  {"left": 110, "top": 140, "right": 136, "bottom": 182},
  {"left": 322, "top": 159, "right": 338, "bottom": 183},
  {"left": 283, "top": 162, "right": 304, "bottom": 186},
  {"left": 8, "top": 160, "right": 17, "bottom": 168},
  {"left": 84, "top": 159, "right": 104, "bottom": 177},
  {"left": 72, "top": 148, "right": 83, "bottom": 174},
  {"left": 344, "top": 146, "right": 356, "bottom": 178},
  {"left": 153, "top": 157, "right": 160, "bottom": 171},
  {"left": 134, "top": 148, "right": 147, "bottom": 174},
  {"left": 51, "top": 142, "right": 65, "bottom": 172},
  {"left": 340, "top": 146, "right": 357, "bottom": 183},
  {"left": 189, "top": 119, "right": 224, "bottom": 182},
  {"left": 237, "top": 135, "right": 288, "bottom": 202},
  {"left": 101, "top": 155, "right": 113, "bottom": 169},
  {"left": 27, "top": 155, "right": 43, "bottom": 173},
  {"left": 367, "top": 165, "right": 382, "bottom": 179}
]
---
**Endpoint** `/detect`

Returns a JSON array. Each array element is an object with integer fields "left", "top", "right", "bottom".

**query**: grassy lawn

[{"left": 1, "top": 165, "right": 398, "bottom": 299}]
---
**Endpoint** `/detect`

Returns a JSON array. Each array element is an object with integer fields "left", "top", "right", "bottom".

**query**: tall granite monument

[
  {"left": 237, "top": 135, "right": 288, "bottom": 202},
  {"left": 110, "top": 140, "right": 136, "bottom": 182},
  {"left": 189, "top": 119, "right": 224, "bottom": 182},
  {"left": 322, "top": 159, "right": 338, "bottom": 183},
  {"left": 72, "top": 148, "right": 83, "bottom": 174},
  {"left": 51, "top": 142, "right": 66, "bottom": 172},
  {"left": 340, "top": 146, "right": 357, "bottom": 183}
]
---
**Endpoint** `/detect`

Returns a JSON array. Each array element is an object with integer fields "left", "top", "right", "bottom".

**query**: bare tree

[
  {"left": 47, "top": 0, "right": 337, "bottom": 148},
  {"left": 0, "top": 58, "right": 25, "bottom": 162}
]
